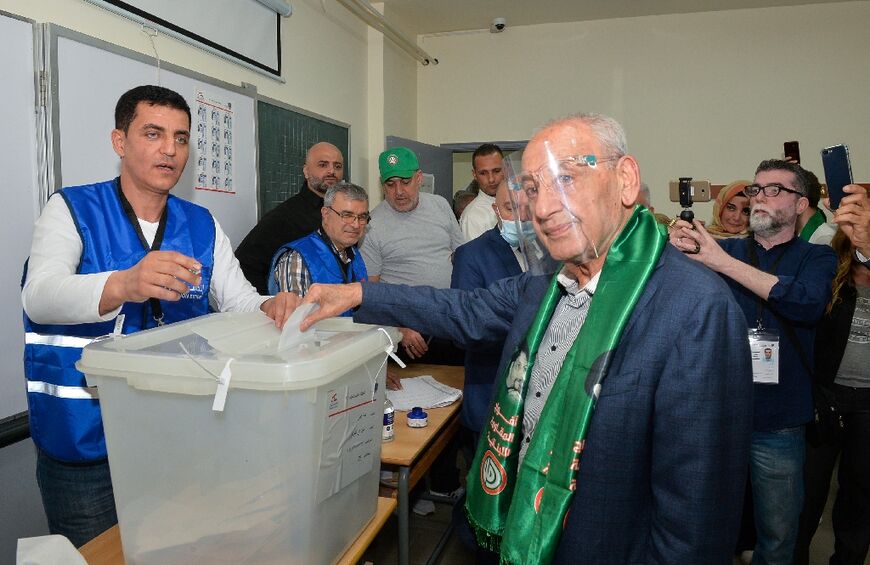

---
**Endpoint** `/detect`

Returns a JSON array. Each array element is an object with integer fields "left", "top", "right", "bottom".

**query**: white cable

[{"left": 141, "top": 25, "right": 161, "bottom": 85}]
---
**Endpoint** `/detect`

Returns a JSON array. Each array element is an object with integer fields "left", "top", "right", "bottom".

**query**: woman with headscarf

[{"left": 707, "top": 180, "right": 751, "bottom": 239}]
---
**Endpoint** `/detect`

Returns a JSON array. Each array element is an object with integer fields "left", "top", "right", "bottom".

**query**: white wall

[
  {"left": 416, "top": 1, "right": 870, "bottom": 219},
  {"left": 0, "top": 0, "right": 373, "bottom": 204},
  {"left": 382, "top": 3, "right": 418, "bottom": 142}
]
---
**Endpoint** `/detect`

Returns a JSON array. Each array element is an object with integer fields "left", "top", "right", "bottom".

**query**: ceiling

[{"left": 380, "top": 0, "right": 853, "bottom": 35}]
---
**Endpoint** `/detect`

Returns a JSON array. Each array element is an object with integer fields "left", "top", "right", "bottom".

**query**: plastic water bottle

[{"left": 383, "top": 398, "right": 395, "bottom": 442}]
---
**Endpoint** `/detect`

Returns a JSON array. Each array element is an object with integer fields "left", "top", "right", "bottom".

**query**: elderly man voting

[{"left": 296, "top": 113, "right": 753, "bottom": 564}]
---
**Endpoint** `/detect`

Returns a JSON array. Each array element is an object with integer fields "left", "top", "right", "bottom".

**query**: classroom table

[
  {"left": 78, "top": 496, "right": 397, "bottom": 565},
  {"left": 380, "top": 363, "right": 464, "bottom": 565}
]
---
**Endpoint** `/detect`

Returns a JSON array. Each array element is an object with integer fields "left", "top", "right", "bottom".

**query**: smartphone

[
  {"left": 821, "top": 144, "right": 853, "bottom": 210},
  {"left": 668, "top": 180, "right": 711, "bottom": 203},
  {"left": 784, "top": 141, "right": 800, "bottom": 164}
]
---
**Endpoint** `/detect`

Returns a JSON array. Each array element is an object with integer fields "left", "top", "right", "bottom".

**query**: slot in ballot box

[{"left": 77, "top": 312, "right": 398, "bottom": 565}]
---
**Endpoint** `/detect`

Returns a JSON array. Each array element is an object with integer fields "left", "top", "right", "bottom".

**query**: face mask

[{"left": 499, "top": 218, "right": 535, "bottom": 247}]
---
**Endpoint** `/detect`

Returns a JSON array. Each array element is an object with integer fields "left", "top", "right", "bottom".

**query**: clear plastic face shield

[
  {"left": 502, "top": 151, "right": 553, "bottom": 275},
  {"left": 505, "top": 137, "right": 624, "bottom": 276}
]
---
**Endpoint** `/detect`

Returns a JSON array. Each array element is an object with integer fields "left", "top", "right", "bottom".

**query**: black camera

[{"left": 678, "top": 177, "right": 694, "bottom": 223}]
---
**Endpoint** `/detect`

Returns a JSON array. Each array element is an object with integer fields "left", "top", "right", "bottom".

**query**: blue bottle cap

[{"left": 409, "top": 406, "right": 427, "bottom": 418}]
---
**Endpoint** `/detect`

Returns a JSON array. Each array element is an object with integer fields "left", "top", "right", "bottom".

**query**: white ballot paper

[
  {"left": 386, "top": 375, "right": 462, "bottom": 411},
  {"left": 277, "top": 303, "right": 319, "bottom": 351}
]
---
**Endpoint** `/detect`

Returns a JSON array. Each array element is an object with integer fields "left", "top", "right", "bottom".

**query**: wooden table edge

[{"left": 79, "top": 496, "right": 398, "bottom": 565}]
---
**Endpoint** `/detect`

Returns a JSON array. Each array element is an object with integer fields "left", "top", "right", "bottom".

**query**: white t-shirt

[
  {"left": 459, "top": 191, "right": 497, "bottom": 241},
  {"left": 22, "top": 193, "right": 267, "bottom": 325}
]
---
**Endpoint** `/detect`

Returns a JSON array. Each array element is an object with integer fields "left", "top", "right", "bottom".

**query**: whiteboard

[
  {"left": 50, "top": 26, "right": 259, "bottom": 248},
  {"left": 86, "top": 0, "right": 283, "bottom": 76},
  {"left": 0, "top": 13, "right": 41, "bottom": 421}
]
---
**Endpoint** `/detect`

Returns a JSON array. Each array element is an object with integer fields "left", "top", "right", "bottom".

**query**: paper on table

[{"left": 385, "top": 375, "right": 462, "bottom": 412}]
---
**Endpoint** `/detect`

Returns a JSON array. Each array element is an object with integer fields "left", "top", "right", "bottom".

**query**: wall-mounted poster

[{"left": 194, "top": 89, "right": 235, "bottom": 194}]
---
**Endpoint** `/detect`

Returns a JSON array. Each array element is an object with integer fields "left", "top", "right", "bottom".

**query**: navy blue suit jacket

[
  {"left": 356, "top": 245, "right": 753, "bottom": 564},
  {"left": 450, "top": 227, "right": 523, "bottom": 433}
]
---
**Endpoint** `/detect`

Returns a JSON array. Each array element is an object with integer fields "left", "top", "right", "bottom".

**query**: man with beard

[
  {"left": 235, "top": 142, "right": 344, "bottom": 293},
  {"left": 361, "top": 147, "right": 465, "bottom": 365},
  {"left": 670, "top": 159, "right": 837, "bottom": 565}
]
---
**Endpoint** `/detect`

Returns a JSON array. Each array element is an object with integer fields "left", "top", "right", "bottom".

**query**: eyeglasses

[
  {"left": 512, "top": 154, "right": 618, "bottom": 200},
  {"left": 744, "top": 183, "right": 804, "bottom": 198},
  {"left": 327, "top": 206, "right": 371, "bottom": 224}
]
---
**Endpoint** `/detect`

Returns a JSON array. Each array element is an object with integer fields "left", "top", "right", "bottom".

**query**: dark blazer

[
  {"left": 356, "top": 245, "right": 753, "bottom": 564},
  {"left": 450, "top": 227, "right": 523, "bottom": 433}
]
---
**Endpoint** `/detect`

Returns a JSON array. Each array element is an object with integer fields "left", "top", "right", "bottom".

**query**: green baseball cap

[{"left": 379, "top": 147, "right": 419, "bottom": 183}]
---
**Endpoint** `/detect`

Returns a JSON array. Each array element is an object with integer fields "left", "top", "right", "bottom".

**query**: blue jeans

[
  {"left": 750, "top": 426, "right": 805, "bottom": 565},
  {"left": 36, "top": 447, "right": 117, "bottom": 548}
]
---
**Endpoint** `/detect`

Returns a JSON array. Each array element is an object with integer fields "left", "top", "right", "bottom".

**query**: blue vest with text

[
  {"left": 23, "top": 179, "right": 215, "bottom": 463},
  {"left": 267, "top": 231, "right": 366, "bottom": 316}
]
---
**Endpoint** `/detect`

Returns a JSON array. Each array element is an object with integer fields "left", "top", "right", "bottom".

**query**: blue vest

[
  {"left": 267, "top": 231, "right": 367, "bottom": 316},
  {"left": 23, "top": 179, "right": 215, "bottom": 462}
]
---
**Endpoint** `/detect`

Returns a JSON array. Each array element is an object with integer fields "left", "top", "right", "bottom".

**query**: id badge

[{"left": 748, "top": 328, "right": 780, "bottom": 384}]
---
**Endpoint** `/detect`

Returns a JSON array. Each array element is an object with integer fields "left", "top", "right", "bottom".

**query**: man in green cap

[{"left": 361, "top": 147, "right": 465, "bottom": 364}]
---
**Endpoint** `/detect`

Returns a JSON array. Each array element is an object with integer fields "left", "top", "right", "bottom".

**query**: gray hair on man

[
  {"left": 324, "top": 181, "right": 368, "bottom": 207},
  {"left": 539, "top": 113, "right": 628, "bottom": 163}
]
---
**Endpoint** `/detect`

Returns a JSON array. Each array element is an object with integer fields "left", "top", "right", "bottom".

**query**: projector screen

[{"left": 89, "top": 0, "right": 284, "bottom": 76}]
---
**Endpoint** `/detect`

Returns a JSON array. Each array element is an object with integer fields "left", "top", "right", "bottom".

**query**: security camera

[{"left": 490, "top": 17, "right": 506, "bottom": 33}]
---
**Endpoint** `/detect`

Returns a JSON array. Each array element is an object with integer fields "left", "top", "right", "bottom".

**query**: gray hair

[
  {"left": 539, "top": 112, "right": 628, "bottom": 161},
  {"left": 324, "top": 181, "right": 368, "bottom": 207}
]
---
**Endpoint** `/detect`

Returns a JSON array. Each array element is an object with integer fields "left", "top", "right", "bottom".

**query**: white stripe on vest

[
  {"left": 27, "top": 380, "right": 99, "bottom": 400},
  {"left": 24, "top": 332, "right": 95, "bottom": 348}
]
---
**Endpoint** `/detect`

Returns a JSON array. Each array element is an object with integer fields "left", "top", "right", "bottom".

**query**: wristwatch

[{"left": 856, "top": 249, "right": 870, "bottom": 270}]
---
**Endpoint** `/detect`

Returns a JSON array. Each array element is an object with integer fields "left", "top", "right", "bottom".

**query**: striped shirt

[
  {"left": 272, "top": 229, "right": 352, "bottom": 296},
  {"left": 518, "top": 268, "right": 599, "bottom": 463}
]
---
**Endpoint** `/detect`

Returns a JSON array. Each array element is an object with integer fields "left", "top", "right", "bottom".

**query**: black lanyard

[
  {"left": 746, "top": 237, "right": 790, "bottom": 329},
  {"left": 316, "top": 228, "right": 358, "bottom": 284},
  {"left": 115, "top": 179, "right": 169, "bottom": 325}
]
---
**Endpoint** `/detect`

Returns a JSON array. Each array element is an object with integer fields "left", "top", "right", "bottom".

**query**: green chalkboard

[{"left": 257, "top": 99, "right": 350, "bottom": 217}]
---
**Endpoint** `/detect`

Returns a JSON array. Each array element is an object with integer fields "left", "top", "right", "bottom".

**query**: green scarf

[
  {"left": 798, "top": 208, "right": 826, "bottom": 241},
  {"left": 465, "top": 207, "right": 666, "bottom": 564}
]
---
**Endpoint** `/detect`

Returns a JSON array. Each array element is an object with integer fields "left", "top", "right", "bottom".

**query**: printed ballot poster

[
  {"left": 193, "top": 89, "right": 235, "bottom": 193},
  {"left": 316, "top": 379, "right": 380, "bottom": 503}
]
